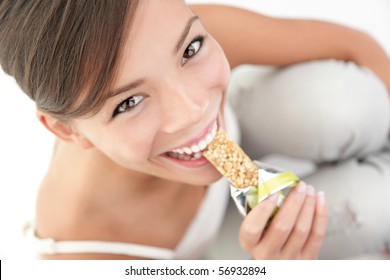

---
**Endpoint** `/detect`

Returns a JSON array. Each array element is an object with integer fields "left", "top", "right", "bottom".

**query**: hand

[{"left": 239, "top": 182, "right": 327, "bottom": 259}]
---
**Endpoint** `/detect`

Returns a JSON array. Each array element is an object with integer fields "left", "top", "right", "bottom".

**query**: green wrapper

[{"left": 230, "top": 161, "right": 300, "bottom": 216}]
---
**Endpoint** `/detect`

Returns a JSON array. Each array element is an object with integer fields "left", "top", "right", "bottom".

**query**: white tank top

[{"left": 24, "top": 105, "right": 240, "bottom": 259}]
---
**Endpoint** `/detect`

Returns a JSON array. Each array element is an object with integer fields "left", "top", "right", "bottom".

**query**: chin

[{"left": 182, "top": 169, "right": 224, "bottom": 186}]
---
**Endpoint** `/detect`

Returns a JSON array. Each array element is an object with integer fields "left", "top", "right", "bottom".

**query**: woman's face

[{"left": 72, "top": 0, "right": 231, "bottom": 186}]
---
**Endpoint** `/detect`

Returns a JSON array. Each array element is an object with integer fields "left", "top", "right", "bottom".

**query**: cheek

[
  {"left": 213, "top": 40, "right": 231, "bottom": 87},
  {"left": 110, "top": 120, "right": 158, "bottom": 160},
  {"left": 86, "top": 119, "right": 158, "bottom": 165},
  {"left": 194, "top": 37, "right": 231, "bottom": 90}
]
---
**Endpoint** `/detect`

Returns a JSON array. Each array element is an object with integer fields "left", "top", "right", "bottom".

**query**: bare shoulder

[
  {"left": 35, "top": 182, "right": 142, "bottom": 259},
  {"left": 35, "top": 179, "right": 94, "bottom": 243},
  {"left": 34, "top": 144, "right": 112, "bottom": 257}
]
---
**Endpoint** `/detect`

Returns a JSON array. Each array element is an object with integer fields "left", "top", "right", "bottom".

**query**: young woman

[{"left": 0, "top": 0, "right": 389, "bottom": 259}]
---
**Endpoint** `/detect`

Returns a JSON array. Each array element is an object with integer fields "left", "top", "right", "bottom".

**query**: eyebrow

[
  {"left": 174, "top": 15, "right": 199, "bottom": 53},
  {"left": 108, "top": 79, "right": 145, "bottom": 99},
  {"left": 108, "top": 16, "right": 199, "bottom": 99}
]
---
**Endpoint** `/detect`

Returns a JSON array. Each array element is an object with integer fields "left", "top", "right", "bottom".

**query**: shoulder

[
  {"left": 35, "top": 140, "right": 107, "bottom": 240},
  {"left": 35, "top": 181, "right": 93, "bottom": 242},
  {"left": 35, "top": 184, "right": 140, "bottom": 259}
]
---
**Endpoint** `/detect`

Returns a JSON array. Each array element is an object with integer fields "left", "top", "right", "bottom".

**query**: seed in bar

[{"left": 203, "top": 129, "right": 258, "bottom": 188}]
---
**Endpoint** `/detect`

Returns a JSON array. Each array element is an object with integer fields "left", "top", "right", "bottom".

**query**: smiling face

[{"left": 70, "top": 0, "right": 231, "bottom": 186}]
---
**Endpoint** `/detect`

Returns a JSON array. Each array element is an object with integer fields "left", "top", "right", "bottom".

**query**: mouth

[{"left": 164, "top": 120, "right": 218, "bottom": 163}]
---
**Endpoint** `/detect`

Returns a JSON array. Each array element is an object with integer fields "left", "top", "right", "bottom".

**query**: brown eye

[
  {"left": 113, "top": 95, "right": 144, "bottom": 117},
  {"left": 182, "top": 36, "right": 204, "bottom": 64},
  {"left": 183, "top": 43, "right": 198, "bottom": 58}
]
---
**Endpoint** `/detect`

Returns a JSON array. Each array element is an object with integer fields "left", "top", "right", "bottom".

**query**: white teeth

[
  {"left": 212, "top": 121, "right": 217, "bottom": 135},
  {"left": 183, "top": 147, "right": 192, "bottom": 155},
  {"left": 198, "top": 140, "right": 207, "bottom": 150},
  {"left": 168, "top": 121, "right": 218, "bottom": 158},
  {"left": 194, "top": 152, "right": 202, "bottom": 159},
  {"left": 191, "top": 145, "right": 200, "bottom": 153}
]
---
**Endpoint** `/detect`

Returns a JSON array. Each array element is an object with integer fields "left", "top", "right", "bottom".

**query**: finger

[
  {"left": 239, "top": 192, "right": 280, "bottom": 252},
  {"left": 254, "top": 181, "right": 308, "bottom": 255},
  {"left": 280, "top": 185, "right": 316, "bottom": 259},
  {"left": 301, "top": 191, "right": 327, "bottom": 259}
]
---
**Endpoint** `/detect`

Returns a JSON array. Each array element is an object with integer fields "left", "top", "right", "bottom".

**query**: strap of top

[{"left": 23, "top": 222, "right": 175, "bottom": 259}]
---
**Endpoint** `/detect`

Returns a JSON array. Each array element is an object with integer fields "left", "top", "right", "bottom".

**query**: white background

[{"left": 1, "top": 0, "right": 389, "bottom": 259}]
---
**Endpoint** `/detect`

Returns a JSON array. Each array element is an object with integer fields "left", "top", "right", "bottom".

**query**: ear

[{"left": 36, "top": 110, "right": 94, "bottom": 149}]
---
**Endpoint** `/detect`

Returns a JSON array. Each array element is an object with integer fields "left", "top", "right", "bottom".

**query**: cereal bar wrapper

[
  {"left": 202, "top": 128, "right": 300, "bottom": 216},
  {"left": 230, "top": 161, "right": 300, "bottom": 216}
]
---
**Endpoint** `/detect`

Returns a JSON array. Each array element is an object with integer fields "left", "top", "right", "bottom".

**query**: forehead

[{"left": 115, "top": 0, "right": 194, "bottom": 81}]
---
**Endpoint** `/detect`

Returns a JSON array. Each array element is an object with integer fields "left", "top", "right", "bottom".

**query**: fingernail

[
  {"left": 317, "top": 191, "right": 326, "bottom": 205},
  {"left": 296, "top": 181, "right": 307, "bottom": 194},
  {"left": 306, "top": 184, "right": 315, "bottom": 196}
]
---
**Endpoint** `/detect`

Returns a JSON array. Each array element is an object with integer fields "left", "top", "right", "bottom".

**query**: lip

[
  {"left": 168, "top": 117, "right": 218, "bottom": 152},
  {"left": 162, "top": 154, "right": 211, "bottom": 168},
  {"left": 159, "top": 116, "right": 219, "bottom": 168}
]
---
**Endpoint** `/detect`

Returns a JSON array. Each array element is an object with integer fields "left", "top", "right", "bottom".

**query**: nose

[{"left": 160, "top": 82, "right": 209, "bottom": 134}]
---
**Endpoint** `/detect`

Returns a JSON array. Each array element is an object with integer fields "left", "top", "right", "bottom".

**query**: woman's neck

[
  {"left": 37, "top": 140, "right": 207, "bottom": 248},
  {"left": 46, "top": 140, "right": 195, "bottom": 204}
]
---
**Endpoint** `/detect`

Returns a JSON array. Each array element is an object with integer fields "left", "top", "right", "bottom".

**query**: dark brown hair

[{"left": 0, "top": 0, "right": 140, "bottom": 120}]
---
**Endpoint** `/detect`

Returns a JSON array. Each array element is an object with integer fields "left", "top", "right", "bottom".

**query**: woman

[{"left": 0, "top": 0, "right": 389, "bottom": 259}]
